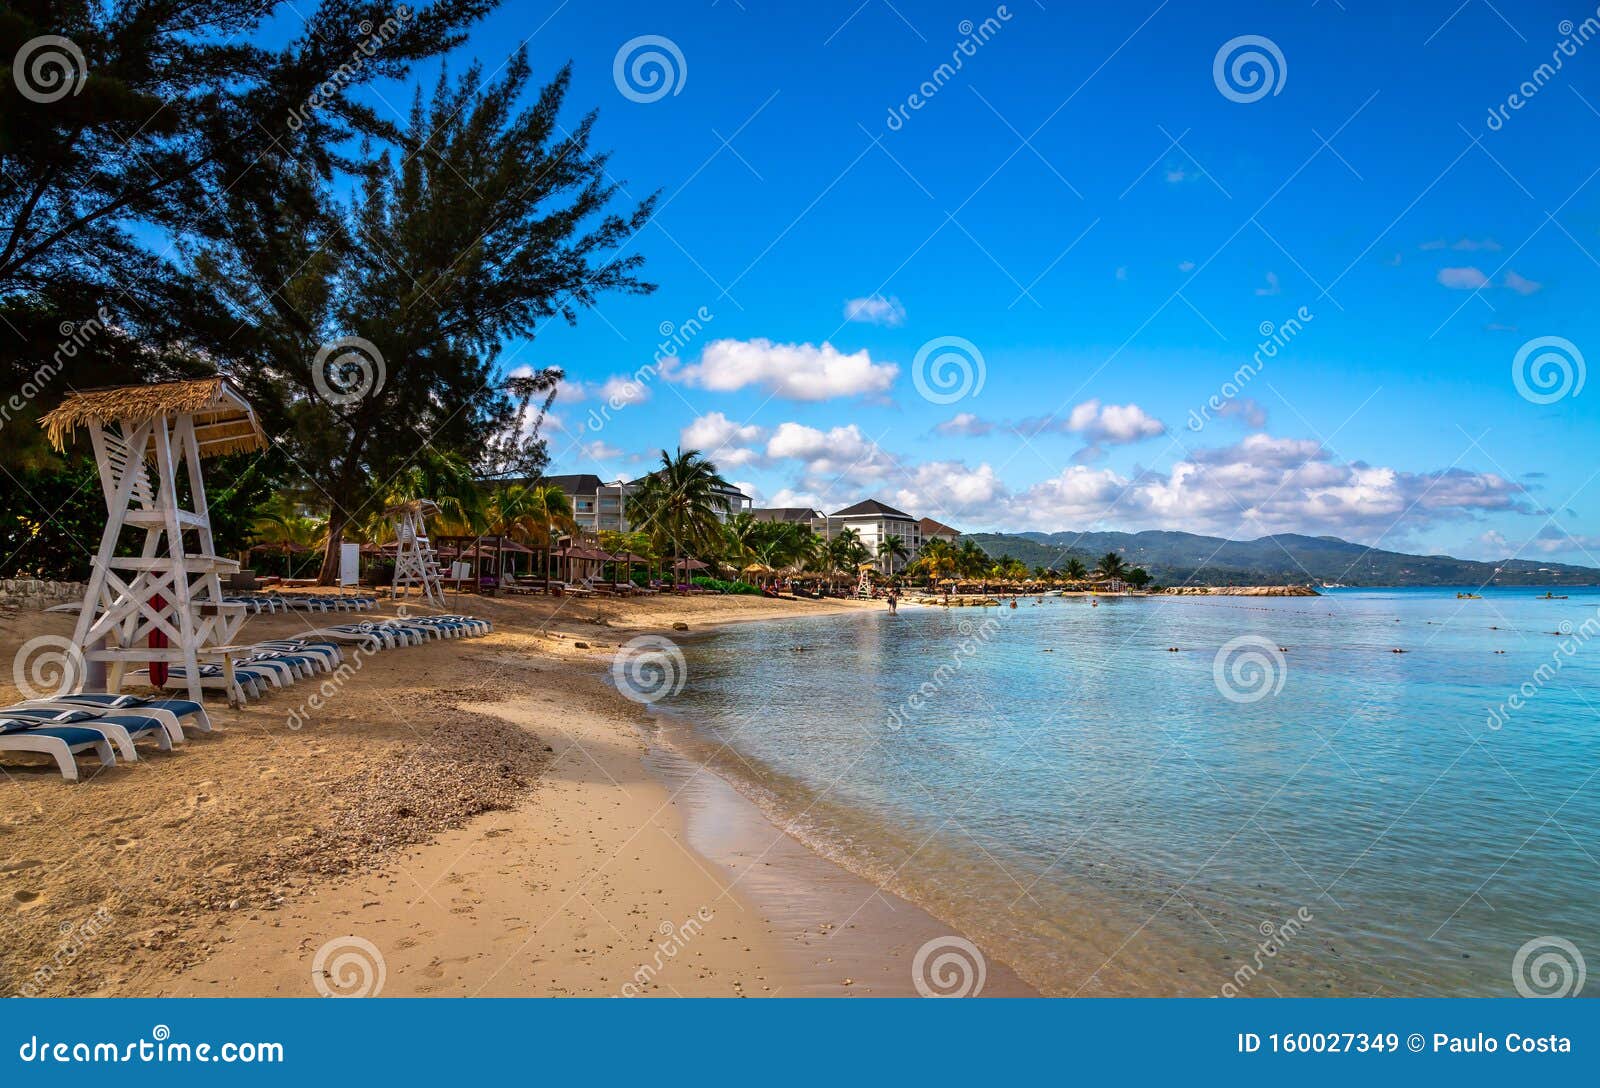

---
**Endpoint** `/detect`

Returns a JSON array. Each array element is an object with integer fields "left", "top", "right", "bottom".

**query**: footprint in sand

[
  {"left": 13, "top": 889, "right": 43, "bottom": 908},
  {"left": 421, "top": 955, "right": 471, "bottom": 979},
  {"left": 112, "top": 836, "right": 139, "bottom": 850},
  {"left": 0, "top": 859, "right": 41, "bottom": 874}
]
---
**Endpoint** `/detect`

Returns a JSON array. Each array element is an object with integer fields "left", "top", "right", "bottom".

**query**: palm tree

[
  {"left": 628, "top": 448, "right": 732, "bottom": 575},
  {"left": 877, "top": 535, "right": 909, "bottom": 576},
  {"left": 1063, "top": 556, "right": 1087, "bottom": 583},
  {"left": 512, "top": 482, "right": 578, "bottom": 589},
  {"left": 957, "top": 539, "right": 989, "bottom": 580},
  {"left": 1095, "top": 552, "right": 1128, "bottom": 580}
]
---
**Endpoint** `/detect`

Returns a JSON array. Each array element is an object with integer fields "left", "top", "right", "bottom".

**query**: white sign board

[
  {"left": 339, "top": 542, "right": 361, "bottom": 587},
  {"left": 451, "top": 561, "right": 471, "bottom": 582}
]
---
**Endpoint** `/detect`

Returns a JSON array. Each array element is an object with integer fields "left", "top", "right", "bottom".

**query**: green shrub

[{"left": 692, "top": 576, "right": 760, "bottom": 595}]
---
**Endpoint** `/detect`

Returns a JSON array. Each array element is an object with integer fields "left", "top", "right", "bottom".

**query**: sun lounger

[
  {"left": 1, "top": 707, "right": 171, "bottom": 761},
  {"left": 130, "top": 664, "right": 263, "bottom": 702},
  {"left": 32, "top": 692, "right": 214, "bottom": 735},
  {"left": 0, "top": 717, "right": 117, "bottom": 781}
]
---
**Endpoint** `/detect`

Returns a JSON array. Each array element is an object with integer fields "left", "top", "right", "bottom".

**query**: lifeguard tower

[
  {"left": 386, "top": 499, "right": 445, "bottom": 606},
  {"left": 41, "top": 379, "right": 265, "bottom": 704}
]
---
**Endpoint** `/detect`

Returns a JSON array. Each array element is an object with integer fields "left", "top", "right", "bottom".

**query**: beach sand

[{"left": 0, "top": 590, "right": 1030, "bottom": 997}]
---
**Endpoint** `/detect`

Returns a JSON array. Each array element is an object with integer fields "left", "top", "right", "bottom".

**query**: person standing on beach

[{"left": 887, "top": 590, "right": 898, "bottom": 614}]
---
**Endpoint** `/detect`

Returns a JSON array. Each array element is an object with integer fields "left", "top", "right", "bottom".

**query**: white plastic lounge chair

[
  {"left": 31, "top": 692, "right": 213, "bottom": 736},
  {"left": 0, "top": 717, "right": 117, "bottom": 781},
  {"left": 16, "top": 700, "right": 184, "bottom": 746}
]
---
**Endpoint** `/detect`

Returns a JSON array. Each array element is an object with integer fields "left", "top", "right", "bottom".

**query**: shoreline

[{"left": 0, "top": 592, "right": 1032, "bottom": 997}]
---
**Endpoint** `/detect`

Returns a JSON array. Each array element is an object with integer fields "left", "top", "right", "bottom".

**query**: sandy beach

[{"left": 0, "top": 590, "right": 1030, "bottom": 998}]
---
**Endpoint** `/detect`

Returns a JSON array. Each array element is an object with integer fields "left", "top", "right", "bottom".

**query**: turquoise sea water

[{"left": 661, "top": 588, "right": 1600, "bottom": 996}]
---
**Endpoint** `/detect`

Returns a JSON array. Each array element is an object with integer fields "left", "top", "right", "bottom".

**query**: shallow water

[{"left": 660, "top": 588, "right": 1600, "bottom": 996}]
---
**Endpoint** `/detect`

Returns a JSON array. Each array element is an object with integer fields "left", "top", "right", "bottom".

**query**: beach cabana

[{"left": 41, "top": 379, "right": 267, "bottom": 703}]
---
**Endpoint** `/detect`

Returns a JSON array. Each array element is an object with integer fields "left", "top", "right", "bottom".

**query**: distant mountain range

[{"left": 965, "top": 530, "right": 1600, "bottom": 587}]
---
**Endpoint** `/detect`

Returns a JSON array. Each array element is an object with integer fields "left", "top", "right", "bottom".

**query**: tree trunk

[{"left": 318, "top": 505, "right": 350, "bottom": 586}]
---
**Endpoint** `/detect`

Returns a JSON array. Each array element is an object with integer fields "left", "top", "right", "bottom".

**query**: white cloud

[
  {"left": 1064, "top": 399, "right": 1166, "bottom": 444},
  {"left": 681, "top": 411, "right": 767, "bottom": 467},
  {"left": 886, "top": 461, "right": 1007, "bottom": 520},
  {"left": 575, "top": 439, "right": 626, "bottom": 461},
  {"left": 1178, "top": 260, "right": 1196, "bottom": 272},
  {"left": 598, "top": 375, "right": 651, "bottom": 406},
  {"left": 666, "top": 338, "right": 898, "bottom": 401},
  {"left": 1530, "top": 527, "right": 1600, "bottom": 556},
  {"left": 935, "top": 412, "right": 995, "bottom": 437},
  {"left": 1216, "top": 396, "right": 1268, "bottom": 429},
  {"left": 1255, "top": 271, "right": 1281, "bottom": 296},
  {"left": 1437, "top": 267, "right": 1489, "bottom": 289},
  {"left": 1504, "top": 271, "right": 1542, "bottom": 295},
  {"left": 842, "top": 294, "right": 906, "bottom": 327},
  {"left": 768, "top": 487, "right": 827, "bottom": 510}
]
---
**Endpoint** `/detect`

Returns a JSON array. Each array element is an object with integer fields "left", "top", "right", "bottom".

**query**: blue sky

[{"left": 364, "top": 0, "right": 1599, "bottom": 561}]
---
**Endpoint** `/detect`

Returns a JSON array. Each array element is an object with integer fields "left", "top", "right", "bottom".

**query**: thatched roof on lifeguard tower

[{"left": 41, "top": 378, "right": 266, "bottom": 458}]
